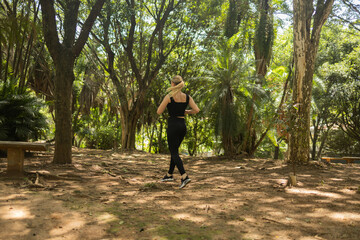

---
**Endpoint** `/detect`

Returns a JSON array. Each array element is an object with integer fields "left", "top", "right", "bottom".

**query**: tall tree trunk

[
  {"left": 148, "top": 124, "right": 155, "bottom": 153},
  {"left": 53, "top": 57, "right": 74, "bottom": 163},
  {"left": 158, "top": 119, "right": 164, "bottom": 153},
  {"left": 120, "top": 109, "right": 140, "bottom": 150},
  {"left": 290, "top": 0, "right": 334, "bottom": 164},
  {"left": 40, "top": 0, "right": 105, "bottom": 164},
  {"left": 310, "top": 117, "right": 320, "bottom": 160},
  {"left": 316, "top": 129, "right": 329, "bottom": 159}
]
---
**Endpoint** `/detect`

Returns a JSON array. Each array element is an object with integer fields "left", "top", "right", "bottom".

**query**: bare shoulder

[{"left": 164, "top": 94, "right": 171, "bottom": 103}]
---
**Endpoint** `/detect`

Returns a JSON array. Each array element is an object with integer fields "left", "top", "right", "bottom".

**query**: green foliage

[
  {"left": 317, "top": 24, "right": 360, "bottom": 143},
  {"left": 184, "top": 116, "right": 215, "bottom": 156},
  {"left": 75, "top": 107, "right": 119, "bottom": 150},
  {"left": 0, "top": 80, "right": 48, "bottom": 141},
  {"left": 332, "top": 80, "right": 360, "bottom": 142},
  {"left": 86, "top": 126, "right": 117, "bottom": 150},
  {"left": 324, "top": 130, "right": 360, "bottom": 156},
  {"left": 202, "top": 36, "right": 256, "bottom": 154}
]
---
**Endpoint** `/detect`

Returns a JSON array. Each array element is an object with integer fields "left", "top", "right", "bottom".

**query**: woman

[{"left": 157, "top": 75, "right": 200, "bottom": 188}]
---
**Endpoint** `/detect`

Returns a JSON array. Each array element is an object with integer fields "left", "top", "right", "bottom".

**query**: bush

[
  {"left": 85, "top": 126, "right": 118, "bottom": 150},
  {"left": 323, "top": 129, "right": 360, "bottom": 156},
  {"left": 0, "top": 93, "right": 48, "bottom": 141}
]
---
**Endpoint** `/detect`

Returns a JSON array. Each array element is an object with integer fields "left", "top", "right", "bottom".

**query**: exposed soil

[{"left": 1, "top": 148, "right": 360, "bottom": 240}]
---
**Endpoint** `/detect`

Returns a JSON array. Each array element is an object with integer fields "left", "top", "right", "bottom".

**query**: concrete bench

[
  {"left": 0, "top": 141, "right": 49, "bottom": 174},
  {"left": 321, "top": 156, "right": 360, "bottom": 164},
  {"left": 342, "top": 157, "right": 360, "bottom": 164}
]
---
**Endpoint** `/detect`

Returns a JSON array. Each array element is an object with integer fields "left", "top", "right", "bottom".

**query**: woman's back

[
  {"left": 171, "top": 92, "right": 187, "bottom": 103},
  {"left": 167, "top": 93, "right": 189, "bottom": 117}
]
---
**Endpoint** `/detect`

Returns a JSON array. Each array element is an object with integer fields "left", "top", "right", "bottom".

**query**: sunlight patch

[
  {"left": 135, "top": 199, "right": 151, "bottom": 204},
  {"left": 329, "top": 178, "right": 344, "bottom": 181},
  {"left": 0, "top": 194, "right": 25, "bottom": 201},
  {"left": 97, "top": 212, "right": 118, "bottom": 224},
  {"left": 346, "top": 200, "right": 360, "bottom": 205},
  {"left": 49, "top": 219, "right": 84, "bottom": 236},
  {"left": 329, "top": 212, "right": 360, "bottom": 221},
  {"left": 172, "top": 213, "right": 205, "bottom": 223},
  {"left": 0, "top": 206, "right": 33, "bottom": 220},
  {"left": 286, "top": 188, "right": 344, "bottom": 199},
  {"left": 338, "top": 188, "right": 357, "bottom": 195}
]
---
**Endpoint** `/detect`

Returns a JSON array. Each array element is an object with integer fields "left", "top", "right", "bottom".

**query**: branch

[
  {"left": 39, "top": 0, "right": 61, "bottom": 62},
  {"left": 1, "top": 0, "right": 11, "bottom": 14},
  {"left": 86, "top": 42, "right": 108, "bottom": 72},
  {"left": 331, "top": 14, "right": 360, "bottom": 32},
  {"left": 73, "top": 0, "right": 106, "bottom": 57},
  {"left": 63, "top": 0, "right": 80, "bottom": 48},
  {"left": 144, "top": 0, "right": 174, "bottom": 81},
  {"left": 342, "top": 0, "right": 360, "bottom": 15},
  {"left": 312, "top": 0, "right": 335, "bottom": 43},
  {"left": 123, "top": 0, "right": 141, "bottom": 81}
]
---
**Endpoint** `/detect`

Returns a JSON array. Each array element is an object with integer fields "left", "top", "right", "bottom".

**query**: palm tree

[{"left": 204, "top": 37, "right": 256, "bottom": 155}]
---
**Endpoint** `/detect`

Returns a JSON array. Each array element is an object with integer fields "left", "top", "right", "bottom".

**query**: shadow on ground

[{"left": 0, "top": 148, "right": 359, "bottom": 240}]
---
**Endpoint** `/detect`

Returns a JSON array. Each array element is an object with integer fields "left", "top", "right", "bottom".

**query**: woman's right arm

[{"left": 157, "top": 95, "right": 170, "bottom": 115}]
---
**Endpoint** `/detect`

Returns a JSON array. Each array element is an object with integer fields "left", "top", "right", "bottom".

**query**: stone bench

[
  {"left": 0, "top": 141, "right": 49, "bottom": 174},
  {"left": 321, "top": 156, "right": 360, "bottom": 164}
]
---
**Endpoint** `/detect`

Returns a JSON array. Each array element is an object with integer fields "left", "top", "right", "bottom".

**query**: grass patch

[
  {"left": 139, "top": 182, "right": 162, "bottom": 191},
  {"left": 154, "top": 219, "right": 219, "bottom": 240}
]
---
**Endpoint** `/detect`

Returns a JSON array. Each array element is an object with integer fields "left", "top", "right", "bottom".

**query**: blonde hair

[{"left": 167, "top": 75, "right": 185, "bottom": 97}]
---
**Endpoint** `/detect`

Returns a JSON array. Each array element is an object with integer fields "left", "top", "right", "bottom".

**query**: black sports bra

[{"left": 167, "top": 94, "right": 189, "bottom": 117}]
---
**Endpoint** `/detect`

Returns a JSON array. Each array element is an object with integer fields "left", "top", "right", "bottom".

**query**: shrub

[
  {"left": 323, "top": 129, "right": 360, "bottom": 156},
  {"left": 85, "top": 126, "right": 117, "bottom": 150},
  {"left": 0, "top": 93, "right": 48, "bottom": 141}
]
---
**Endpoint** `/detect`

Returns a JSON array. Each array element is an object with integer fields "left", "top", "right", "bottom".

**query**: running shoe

[
  {"left": 161, "top": 174, "right": 174, "bottom": 182},
  {"left": 179, "top": 177, "right": 191, "bottom": 188}
]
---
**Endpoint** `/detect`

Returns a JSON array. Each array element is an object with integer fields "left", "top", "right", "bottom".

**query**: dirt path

[{"left": 1, "top": 148, "right": 360, "bottom": 240}]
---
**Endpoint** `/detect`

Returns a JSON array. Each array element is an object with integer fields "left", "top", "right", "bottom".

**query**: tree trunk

[
  {"left": 222, "top": 133, "right": 235, "bottom": 156},
  {"left": 274, "top": 145, "right": 280, "bottom": 159},
  {"left": 120, "top": 110, "right": 139, "bottom": 150},
  {"left": 311, "top": 118, "right": 319, "bottom": 160},
  {"left": 158, "top": 119, "right": 164, "bottom": 153},
  {"left": 53, "top": 57, "right": 75, "bottom": 163},
  {"left": 39, "top": 0, "right": 105, "bottom": 163},
  {"left": 317, "top": 129, "right": 329, "bottom": 159},
  {"left": 148, "top": 124, "right": 155, "bottom": 153},
  {"left": 290, "top": 0, "right": 334, "bottom": 164}
]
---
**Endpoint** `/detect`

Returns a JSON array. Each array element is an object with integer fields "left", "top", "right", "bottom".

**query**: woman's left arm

[
  {"left": 157, "top": 95, "right": 170, "bottom": 115},
  {"left": 185, "top": 96, "right": 200, "bottom": 115}
]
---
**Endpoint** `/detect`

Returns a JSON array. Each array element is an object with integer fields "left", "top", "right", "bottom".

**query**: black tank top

[{"left": 167, "top": 94, "right": 189, "bottom": 117}]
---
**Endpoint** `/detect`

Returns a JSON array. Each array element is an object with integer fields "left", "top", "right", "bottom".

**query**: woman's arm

[
  {"left": 185, "top": 96, "right": 200, "bottom": 115},
  {"left": 157, "top": 95, "right": 170, "bottom": 115}
]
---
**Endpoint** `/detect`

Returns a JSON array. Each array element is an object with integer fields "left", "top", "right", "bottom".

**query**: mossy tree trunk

[{"left": 290, "top": 0, "right": 334, "bottom": 164}]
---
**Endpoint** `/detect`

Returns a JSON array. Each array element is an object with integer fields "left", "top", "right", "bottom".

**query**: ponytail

[{"left": 167, "top": 75, "right": 184, "bottom": 97}]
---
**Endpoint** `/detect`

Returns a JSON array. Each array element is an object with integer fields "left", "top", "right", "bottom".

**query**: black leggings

[{"left": 167, "top": 117, "right": 187, "bottom": 175}]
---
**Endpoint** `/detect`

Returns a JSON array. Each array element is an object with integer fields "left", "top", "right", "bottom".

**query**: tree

[
  {"left": 242, "top": 0, "right": 274, "bottom": 156},
  {"left": 39, "top": 0, "right": 105, "bottom": 164},
  {"left": 205, "top": 37, "right": 255, "bottom": 155},
  {"left": 310, "top": 79, "right": 339, "bottom": 160},
  {"left": 0, "top": 0, "right": 42, "bottom": 91},
  {"left": 92, "top": 0, "right": 197, "bottom": 150},
  {"left": 289, "top": 0, "right": 334, "bottom": 164}
]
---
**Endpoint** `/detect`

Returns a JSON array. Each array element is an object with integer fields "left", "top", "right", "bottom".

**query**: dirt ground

[{"left": 0, "top": 148, "right": 360, "bottom": 240}]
